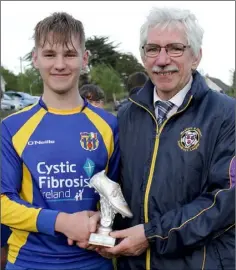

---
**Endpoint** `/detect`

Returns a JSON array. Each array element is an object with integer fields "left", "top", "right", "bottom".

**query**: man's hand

[
  {"left": 96, "top": 224, "right": 149, "bottom": 258},
  {"left": 55, "top": 211, "right": 100, "bottom": 249}
]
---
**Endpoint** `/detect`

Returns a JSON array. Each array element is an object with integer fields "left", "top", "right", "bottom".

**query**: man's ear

[
  {"left": 82, "top": 50, "right": 89, "bottom": 70},
  {"left": 32, "top": 49, "right": 39, "bottom": 69},
  {"left": 192, "top": 48, "right": 202, "bottom": 71}
]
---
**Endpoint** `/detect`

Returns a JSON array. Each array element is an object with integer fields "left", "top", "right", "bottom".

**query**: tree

[
  {"left": 86, "top": 36, "right": 145, "bottom": 83},
  {"left": 90, "top": 64, "right": 124, "bottom": 101},
  {"left": 0, "top": 65, "right": 42, "bottom": 94},
  {"left": 115, "top": 53, "right": 145, "bottom": 83},
  {"left": 17, "top": 68, "right": 43, "bottom": 95},
  {"left": 0, "top": 66, "right": 19, "bottom": 91},
  {"left": 22, "top": 51, "right": 43, "bottom": 95},
  {"left": 24, "top": 49, "right": 33, "bottom": 64},
  {"left": 86, "top": 36, "right": 120, "bottom": 69}
]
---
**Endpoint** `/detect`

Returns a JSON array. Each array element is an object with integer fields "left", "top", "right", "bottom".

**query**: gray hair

[{"left": 140, "top": 7, "right": 204, "bottom": 57}]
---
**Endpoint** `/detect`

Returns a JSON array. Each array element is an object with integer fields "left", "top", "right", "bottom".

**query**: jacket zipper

[
  {"left": 130, "top": 96, "right": 193, "bottom": 270},
  {"left": 202, "top": 246, "right": 206, "bottom": 270}
]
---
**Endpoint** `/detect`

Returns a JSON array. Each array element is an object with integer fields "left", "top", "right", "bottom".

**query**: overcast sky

[{"left": 1, "top": 1, "right": 235, "bottom": 85}]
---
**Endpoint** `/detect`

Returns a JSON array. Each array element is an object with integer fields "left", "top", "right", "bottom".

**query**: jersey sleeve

[{"left": 1, "top": 121, "right": 59, "bottom": 236}]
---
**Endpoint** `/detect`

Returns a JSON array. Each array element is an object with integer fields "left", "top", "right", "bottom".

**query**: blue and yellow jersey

[{"left": 1, "top": 98, "right": 120, "bottom": 269}]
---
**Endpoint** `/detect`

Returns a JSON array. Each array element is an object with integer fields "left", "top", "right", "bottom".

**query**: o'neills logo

[{"left": 28, "top": 140, "right": 55, "bottom": 145}]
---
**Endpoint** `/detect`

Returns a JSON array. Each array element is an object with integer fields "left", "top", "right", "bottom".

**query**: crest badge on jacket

[{"left": 178, "top": 127, "right": 202, "bottom": 151}]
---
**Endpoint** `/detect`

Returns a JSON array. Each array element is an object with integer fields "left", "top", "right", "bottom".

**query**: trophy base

[{"left": 88, "top": 233, "right": 116, "bottom": 247}]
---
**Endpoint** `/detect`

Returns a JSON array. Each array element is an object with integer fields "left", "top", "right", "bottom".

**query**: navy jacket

[
  {"left": 116, "top": 71, "right": 235, "bottom": 270},
  {"left": 1, "top": 224, "right": 10, "bottom": 248}
]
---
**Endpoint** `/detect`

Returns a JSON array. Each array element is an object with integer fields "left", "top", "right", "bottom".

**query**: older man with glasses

[{"left": 96, "top": 6, "right": 235, "bottom": 270}]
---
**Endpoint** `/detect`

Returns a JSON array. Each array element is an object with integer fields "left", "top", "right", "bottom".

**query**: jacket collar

[{"left": 130, "top": 71, "right": 209, "bottom": 112}]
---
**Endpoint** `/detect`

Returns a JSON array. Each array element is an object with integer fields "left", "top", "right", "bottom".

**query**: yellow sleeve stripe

[
  {"left": 7, "top": 229, "right": 30, "bottom": 264},
  {"left": 1, "top": 195, "right": 40, "bottom": 232},
  {"left": 83, "top": 107, "right": 114, "bottom": 160},
  {"left": 20, "top": 164, "right": 34, "bottom": 203},
  {"left": 2, "top": 165, "right": 39, "bottom": 261},
  {"left": 12, "top": 108, "right": 47, "bottom": 157}
]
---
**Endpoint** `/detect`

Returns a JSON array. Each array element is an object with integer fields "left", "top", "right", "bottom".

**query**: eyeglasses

[{"left": 142, "top": 43, "right": 191, "bottom": 58}]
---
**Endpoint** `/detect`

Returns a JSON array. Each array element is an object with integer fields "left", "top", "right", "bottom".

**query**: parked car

[
  {"left": 19, "top": 92, "right": 40, "bottom": 102},
  {"left": 1, "top": 99, "right": 15, "bottom": 110},
  {"left": 5, "top": 91, "right": 39, "bottom": 108},
  {"left": 1, "top": 94, "right": 23, "bottom": 111}
]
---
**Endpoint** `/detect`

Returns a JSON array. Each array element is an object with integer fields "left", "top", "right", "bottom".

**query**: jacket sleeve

[
  {"left": 1, "top": 224, "right": 11, "bottom": 248},
  {"left": 106, "top": 117, "right": 120, "bottom": 183},
  {"left": 1, "top": 121, "right": 59, "bottom": 236},
  {"left": 144, "top": 104, "right": 235, "bottom": 255}
]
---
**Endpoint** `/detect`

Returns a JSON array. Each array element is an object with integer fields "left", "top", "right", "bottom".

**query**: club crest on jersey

[
  {"left": 80, "top": 132, "right": 99, "bottom": 151},
  {"left": 178, "top": 127, "right": 201, "bottom": 151}
]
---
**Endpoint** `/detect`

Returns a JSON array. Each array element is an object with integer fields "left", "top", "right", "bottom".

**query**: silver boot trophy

[{"left": 88, "top": 170, "right": 133, "bottom": 247}]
